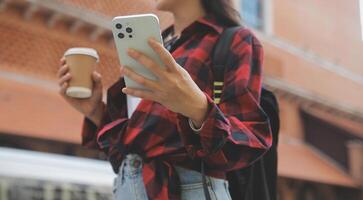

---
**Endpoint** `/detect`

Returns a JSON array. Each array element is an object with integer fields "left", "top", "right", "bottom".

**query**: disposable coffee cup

[{"left": 64, "top": 48, "right": 99, "bottom": 98}]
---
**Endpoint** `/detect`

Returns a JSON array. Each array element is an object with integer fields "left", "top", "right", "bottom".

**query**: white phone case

[
  {"left": 111, "top": 14, "right": 164, "bottom": 118},
  {"left": 111, "top": 14, "right": 164, "bottom": 90}
]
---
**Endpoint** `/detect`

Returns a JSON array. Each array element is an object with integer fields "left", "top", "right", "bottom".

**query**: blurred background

[{"left": 0, "top": 0, "right": 363, "bottom": 199}]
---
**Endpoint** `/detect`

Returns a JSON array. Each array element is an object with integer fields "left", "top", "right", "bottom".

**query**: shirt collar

[
  {"left": 195, "top": 15, "right": 224, "bottom": 34},
  {"left": 162, "top": 15, "right": 225, "bottom": 39}
]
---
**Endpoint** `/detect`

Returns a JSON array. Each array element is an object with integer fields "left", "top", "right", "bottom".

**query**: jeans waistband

[
  {"left": 120, "top": 154, "right": 224, "bottom": 185},
  {"left": 175, "top": 166, "right": 203, "bottom": 184}
]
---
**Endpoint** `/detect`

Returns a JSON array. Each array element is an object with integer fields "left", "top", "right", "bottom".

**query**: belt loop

[
  {"left": 201, "top": 160, "right": 212, "bottom": 200},
  {"left": 120, "top": 161, "right": 126, "bottom": 184}
]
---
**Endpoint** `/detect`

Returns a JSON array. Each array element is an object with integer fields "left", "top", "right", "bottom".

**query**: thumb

[{"left": 92, "top": 71, "right": 103, "bottom": 88}]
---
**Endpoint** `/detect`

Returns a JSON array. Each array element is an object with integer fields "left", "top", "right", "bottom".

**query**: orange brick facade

[{"left": 0, "top": 0, "right": 362, "bottom": 199}]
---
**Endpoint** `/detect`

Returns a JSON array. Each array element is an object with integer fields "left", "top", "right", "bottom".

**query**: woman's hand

[
  {"left": 121, "top": 38, "right": 209, "bottom": 128},
  {"left": 57, "top": 58, "right": 105, "bottom": 126}
]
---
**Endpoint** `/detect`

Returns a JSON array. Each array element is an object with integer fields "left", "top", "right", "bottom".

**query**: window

[
  {"left": 240, "top": 0, "right": 263, "bottom": 30},
  {"left": 360, "top": 0, "right": 363, "bottom": 40},
  {"left": 240, "top": 0, "right": 272, "bottom": 34}
]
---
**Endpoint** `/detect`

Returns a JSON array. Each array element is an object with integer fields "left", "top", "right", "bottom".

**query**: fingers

[
  {"left": 127, "top": 49, "right": 166, "bottom": 79},
  {"left": 122, "top": 87, "right": 155, "bottom": 101},
  {"left": 122, "top": 66, "right": 159, "bottom": 91},
  {"left": 59, "top": 82, "right": 68, "bottom": 96},
  {"left": 57, "top": 64, "right": 69, "bottom": 78},
  {"left": 148, "top": 38, "right": 176, "bottom": 71},
  {"left": 59, "top": 57, "right": 66, "bottom": 65},
  {"left": 57, "top": 57, "right": 68, "bottom": 79},
  {"left": 92, "top": 71, "right": 102, "bottom": 83},
  {"left": 59, "top": 71, "right": 102, "bottom": 95},
  {"left": 58, "top": 73, "right": 72, "bottom": 87},
  {"left": 91, "top": 71, "right": 103, "bottom": 91},
  {"left": 58, "top": 58, "right": 68, "bottom": 96}
]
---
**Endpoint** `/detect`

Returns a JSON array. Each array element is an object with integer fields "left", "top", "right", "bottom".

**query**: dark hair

[{"left": 201, "top": 0, "right": 241, "bottom": 27}]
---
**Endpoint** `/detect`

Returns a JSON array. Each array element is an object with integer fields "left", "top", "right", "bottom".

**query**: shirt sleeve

[
  {"left": 80, "top": 102, "right": 110, "bottom": 149},
  {"left": 80, "top": 78, "right": 129, "bottom": 150},
  {"left": 176, "top": 29, "right": 273, "bottom": 171}
]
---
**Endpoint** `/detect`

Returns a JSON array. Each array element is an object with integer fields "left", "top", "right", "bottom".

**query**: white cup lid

[
  {"left": 64, "top": 48, "right": 99, "bottom": 62},
  {"left": 66, "top": 87, "right": 92, "bottom": 98}
]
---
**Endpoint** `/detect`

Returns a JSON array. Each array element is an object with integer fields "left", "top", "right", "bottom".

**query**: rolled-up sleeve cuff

[
  {"left": 81, "top": 102, "right": 110, "bottom": 148},
  {"left": 176, "top": 93, "right": 230, "bottom": 155},
  {"left": 198, "top": 93, "right": 230, "bottom": 138}
]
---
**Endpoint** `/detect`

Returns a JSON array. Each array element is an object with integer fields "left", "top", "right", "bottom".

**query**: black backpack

[{"left": 202, "top": 27, "right": 280, "bottom": 200}]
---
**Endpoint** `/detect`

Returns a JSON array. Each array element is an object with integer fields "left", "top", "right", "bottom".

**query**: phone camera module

[
  {"left": 118, "top": 33, "right": 125, "bottom": 39},
  {"left": 115, "top": 23, "right": 122, "bottom": 29},
  {"left": 126, "top": 27, "right": 133, "bottom": 33}
]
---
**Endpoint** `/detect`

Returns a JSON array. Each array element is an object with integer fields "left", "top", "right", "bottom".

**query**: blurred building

[
  {"left": 236, "top": 0, "right": 363, "bottom": 199},
  {"left": 0, "top": 0, "right": 172, "bottom": 199},
  {"left": 0, "top": 0, "right": 362, "bottom": 199}
]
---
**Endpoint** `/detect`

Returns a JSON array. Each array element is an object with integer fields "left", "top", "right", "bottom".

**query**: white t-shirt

[{"left": 126, "top": 95, "right": 141, "bottom": 118}]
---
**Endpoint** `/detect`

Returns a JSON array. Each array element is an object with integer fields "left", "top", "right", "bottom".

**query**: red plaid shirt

[{"left": 81, "top": 15, "right": 272, "bottom": 200}]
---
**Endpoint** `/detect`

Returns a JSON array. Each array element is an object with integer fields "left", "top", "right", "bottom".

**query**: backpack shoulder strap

[
  {"left": 202, "top": 28, "right": 243, "bottom": 200},
  {"left": 212, "top": 26, "right": 242, "bottom": 104}
]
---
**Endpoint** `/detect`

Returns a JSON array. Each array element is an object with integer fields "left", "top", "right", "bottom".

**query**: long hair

[{"left": 201, "top": 0, "right": 241, "bottom": 27}]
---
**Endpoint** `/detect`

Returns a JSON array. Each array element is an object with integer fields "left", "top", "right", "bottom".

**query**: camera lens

[
  {"left": 115, "top": 23, "right": 122, "bottom": 29},
  {"left": 118, "top": 33, "right": 125, "bottom": 39},
  {"left": 126, "top": 27, "right": 133, "bottom": 33},
  {"left": 129, "top": 35, "right": 133, "bottom": 38}
]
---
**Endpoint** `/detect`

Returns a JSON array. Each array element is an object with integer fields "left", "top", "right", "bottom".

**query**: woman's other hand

[{"left": 121, "top": 38, "right": 208, "bottom": 128}]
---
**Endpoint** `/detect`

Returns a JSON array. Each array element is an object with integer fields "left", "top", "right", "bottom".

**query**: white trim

[
  {"left": 0, "top": 70, "right": 108, "bottom": 107},
  {"left": 264, "top": 77, "right": 363, "bottom": 121},
  {"left": 64, "top": 47, "right": 99, "bottom": 62},
  {"left": 0, "top": 70, "right": 59, "bottom": 91},
  {"left": 26, "top": 0, "right": 111, "bottom": 30},
  {"left": 253, "top": 32, "right": 363, "bottom": 85},
  {"left": 0, "top": 147, "right": 115, "bottom": 186}
]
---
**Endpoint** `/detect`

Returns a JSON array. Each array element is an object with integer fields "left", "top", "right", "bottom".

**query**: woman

[{"left": 57, "top": 0, "right": 272, "bottom": 199}]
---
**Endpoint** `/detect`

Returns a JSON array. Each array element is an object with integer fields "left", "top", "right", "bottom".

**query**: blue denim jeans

[{"left": 112, "top": 154, "right": 232, "bottom": 200}]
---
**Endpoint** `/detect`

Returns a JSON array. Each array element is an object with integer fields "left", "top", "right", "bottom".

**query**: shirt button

[{"left": 132, "top": 160, "right": 141, "bottom": 168}]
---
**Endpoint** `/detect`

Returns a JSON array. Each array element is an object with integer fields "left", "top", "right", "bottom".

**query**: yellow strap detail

[
  {"left": 214, "top": 98, "right": 221, "bottom": 104},
  {"left": 213, "top": 82, "right": 224, "bottom": 86}
]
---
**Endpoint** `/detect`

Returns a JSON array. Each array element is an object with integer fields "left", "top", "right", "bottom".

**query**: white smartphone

[
  {"left": 111, "top": 14, "right": 164, "bottom": 118},
  {"left": 111, "top": 14, "right": 164, "bottom": 90}
]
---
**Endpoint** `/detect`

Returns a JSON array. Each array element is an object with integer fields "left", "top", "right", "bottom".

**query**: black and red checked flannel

[{"left": 81, "top": 15, "right": 272, "bottom": 200}]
